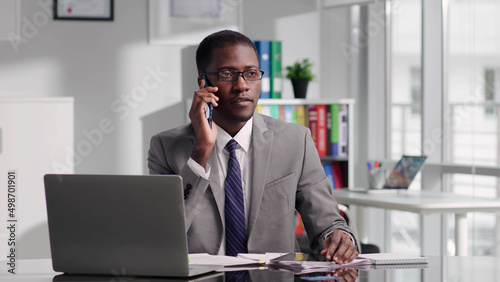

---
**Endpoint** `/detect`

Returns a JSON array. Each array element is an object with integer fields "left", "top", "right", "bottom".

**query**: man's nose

[{"left": 233, "top": 73, "right": 250, "bottom": 92}]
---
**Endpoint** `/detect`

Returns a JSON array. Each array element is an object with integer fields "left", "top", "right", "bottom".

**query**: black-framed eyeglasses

[{"left": 202, "top": 70, "right": 264, "bottom": 82}]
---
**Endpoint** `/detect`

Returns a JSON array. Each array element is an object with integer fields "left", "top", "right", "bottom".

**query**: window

[
  {"left": 390, "top": 0, "right": 422, "bottom": 160},
  {"left": 371, "top": 0, "right": 500, "bottom": 257},
  {"left": 383, "top": 0, "right": 500, "bottom": 256},
  {"left": 388, "top": 0, "right": 422, "bottom": 258},
  {"left": 444, "top": 0, "right": 500, "bottom": 256}
]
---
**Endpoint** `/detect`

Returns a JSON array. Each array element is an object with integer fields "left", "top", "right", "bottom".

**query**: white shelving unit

[{"left": 0, "top": 97, "right": 74, "bottom": 259}]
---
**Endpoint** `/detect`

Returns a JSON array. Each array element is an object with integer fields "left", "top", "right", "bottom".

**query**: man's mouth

[{"left": 230, "top": 97, "right": 253, "bottom": 105}]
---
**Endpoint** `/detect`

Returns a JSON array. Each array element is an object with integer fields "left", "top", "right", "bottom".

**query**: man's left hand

[{"left": 320, "top": 230, "right": 358, "bottom": 264}]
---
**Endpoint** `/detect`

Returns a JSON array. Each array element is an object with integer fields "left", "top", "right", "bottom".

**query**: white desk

[{"left": 331, "top": 189, "right": 500, "bottom": 256}]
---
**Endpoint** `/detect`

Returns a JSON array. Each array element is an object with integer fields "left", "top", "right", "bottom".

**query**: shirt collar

[{"left": 215, "top": 117, "right": 253, "bottom": 153}]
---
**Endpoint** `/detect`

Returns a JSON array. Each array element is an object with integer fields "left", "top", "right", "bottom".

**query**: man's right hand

[{"left": 189, "top": 79, "right": 219, "bottom": 168}]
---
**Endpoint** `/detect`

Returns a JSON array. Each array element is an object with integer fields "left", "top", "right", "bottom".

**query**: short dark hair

[{"left": 196, "top": 30, "right": 258, "bottom": 74}]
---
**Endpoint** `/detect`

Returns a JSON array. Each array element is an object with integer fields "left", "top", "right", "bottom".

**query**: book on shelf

[
  {"left": 304, "top": 105, "right": 310, "bottom": 130},
  {"left": 326, "top": 105, "right": 332, "bottom": 156},
  {"left": 331, "top": 162, "right": 344, "bottom": 188},
  {"left": 269, "top": 104, "right": 280, "bottom": 120},
  {"left": 255, "top": 104, "right": 262, "bottom": 114},
  {"left": 296, "top": 105, "right": 306, "bottom": 126},
  {"left": 316, "top": 104, "right": 327, "bottom": 157},
  {"left": 269, "top": 41, "right": 282, "bottom": 99},
  {"left": 323, "top": 163, "right": 335, "bottom": 189},
  {"left": 254, "top": 40, "right": 271, "bottom": 99},
  {"left": 257, "top": 104, "right": 269, "bottom": 116},
  {"left": 283, "top": 104, "right": 294, "bottom": 123},
  {"left": 291, "top": 105, "right": 298, "bottom": 124},
  {"left": 279, "top": 105, "right": 285, "bottom": 121},
  {"left": 338, "top": 104, "right": 348, "bottom": 158},
  {"left": 294, "top": 212, "right": 305, "bottom": 235},
  {"left": 307, "top": 105, "right": 318, "bottom": 151},
  {"left": 330, "top": 104, "right": 339, "bottom": 156}
]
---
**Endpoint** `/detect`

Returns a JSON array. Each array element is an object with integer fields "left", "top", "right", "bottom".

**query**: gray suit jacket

[{"left": 148, "top": 112, "right": 356, "bottom": 254}]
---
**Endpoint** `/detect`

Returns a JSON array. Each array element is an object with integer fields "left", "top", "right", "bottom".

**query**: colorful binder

[
  {"left": 254, "top": 40, "right": 271, "bottom": 99},
  {"left": 270, "top": 41, "right": 282, "bottom": 99}
]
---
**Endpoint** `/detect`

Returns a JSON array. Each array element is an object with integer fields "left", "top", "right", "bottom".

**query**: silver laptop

[
  {"left": 350, "top": 155, "right": 427, "bottom": 193},
  {"left": 44, "top": 174, "right": 220, "bottom": 278}
]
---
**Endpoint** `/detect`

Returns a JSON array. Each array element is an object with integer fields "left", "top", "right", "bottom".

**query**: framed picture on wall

[
  {"left": 149, "top": 0, "right": 242, "bottom": 45},
  {"left": 54, "top": 0, "right": 114, "bottom": 21}
]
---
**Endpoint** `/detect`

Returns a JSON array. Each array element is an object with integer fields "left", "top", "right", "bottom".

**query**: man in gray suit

[{"left": 148, "top": 30, "right": 358, "bottom": 264}]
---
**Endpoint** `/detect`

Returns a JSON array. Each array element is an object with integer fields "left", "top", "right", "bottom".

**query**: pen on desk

[
  {"left": 366, "top": 162, "right": 372, "bottom": 170},
  {"left": 374, "top": 161, "right": 380, "bottom": 168}
]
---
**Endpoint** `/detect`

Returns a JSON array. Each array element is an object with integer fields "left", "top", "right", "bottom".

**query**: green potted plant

[{"left": 285, "top": 58, "right": 315, "bottom": 99}]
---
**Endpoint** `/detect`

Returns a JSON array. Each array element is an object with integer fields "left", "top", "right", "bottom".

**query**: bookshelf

[{"left": 257, "top": 98, "right": 355, "bottom": 188}]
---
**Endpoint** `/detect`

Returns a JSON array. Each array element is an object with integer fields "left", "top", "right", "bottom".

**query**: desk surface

[
  {"left": 331, "top": 189, "right": 500, "bottom": 214},
  {"left": 2, "top": 256, "right": 500, "bottom": 281}
]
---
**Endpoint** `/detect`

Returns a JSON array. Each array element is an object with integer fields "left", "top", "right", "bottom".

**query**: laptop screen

[{"left": 384, "top": 155, "right": 427, "bottom": 189}]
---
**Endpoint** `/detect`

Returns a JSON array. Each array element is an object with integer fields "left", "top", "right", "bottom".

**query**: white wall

[{"left": 0, "top": 0, "right": 184, "bottom": 175}]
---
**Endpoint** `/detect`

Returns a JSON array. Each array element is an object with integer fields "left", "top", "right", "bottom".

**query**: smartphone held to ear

[
  {"left": 203, "top": 75, "right": 213, "bottom": 128},
  {"left": 204, "top": 103, "right": 213, "bottom": 128}
]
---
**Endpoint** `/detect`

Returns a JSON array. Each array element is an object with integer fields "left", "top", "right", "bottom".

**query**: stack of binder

[{"left": 254, "top": 40, "right": 282, "bottom": 99}]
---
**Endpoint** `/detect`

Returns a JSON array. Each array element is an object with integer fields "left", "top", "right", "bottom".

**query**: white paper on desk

[
  {"left": 189, "top": 253, "right": 286, "bottom": 267},
  {"left": 271, "top": 258, "right": 372, "bottom": 274},
  {"left": 237, "top": 252, "right": 288, "bottom": 263},
  {"left": 217, "top": 265, "right": 268, "bottom": 272}
]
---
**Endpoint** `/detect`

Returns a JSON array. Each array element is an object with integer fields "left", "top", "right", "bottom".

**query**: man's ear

[{"left": 197, "top": 76, "right": 204, "bottom": 89}]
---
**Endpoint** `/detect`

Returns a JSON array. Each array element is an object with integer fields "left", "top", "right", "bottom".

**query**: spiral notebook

[
  {"left": 358, "top": 253, "right": 428, "bottom": 266},
  {"left": 370, "top": 263, "right": 429, "bottom": 270}
]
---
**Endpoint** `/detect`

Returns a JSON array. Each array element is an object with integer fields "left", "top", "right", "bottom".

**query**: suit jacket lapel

[{"left": 248, "top": 113, "right": 273, "bottom": 236}]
